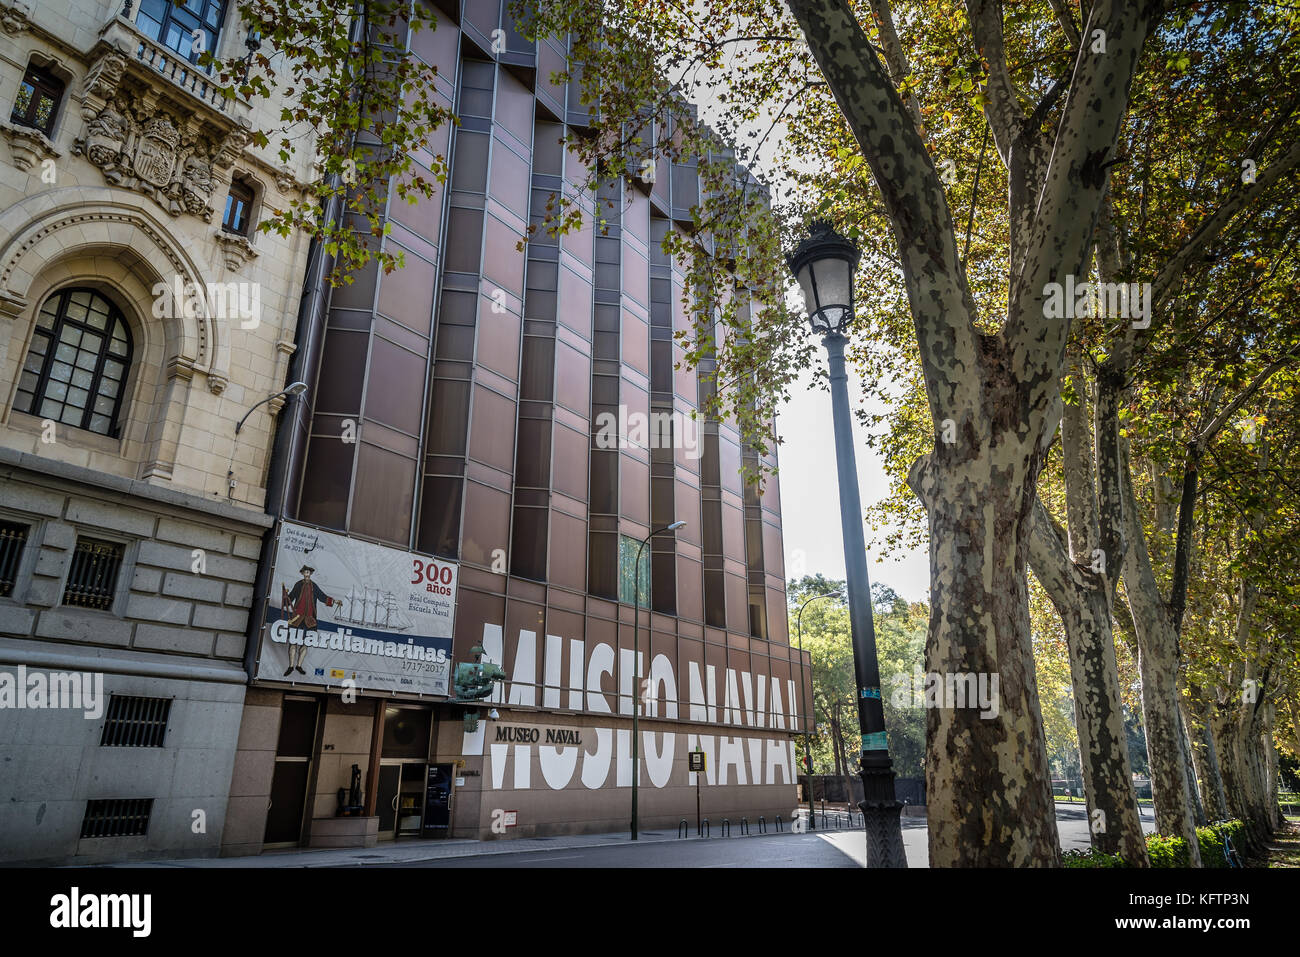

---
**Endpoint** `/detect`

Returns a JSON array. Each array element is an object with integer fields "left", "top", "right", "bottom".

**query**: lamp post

[
  {"left": 631, "top": 520, "right": 686, "bottom": 841},
  {"left": 795, "top": 589, "right": 842, "bottom": 831},
  {"left": 230, "top": 382, "right": 309, "bottom": 500},
  {"left": 786, "top": 221, "right": 907, "bottom": 868}
]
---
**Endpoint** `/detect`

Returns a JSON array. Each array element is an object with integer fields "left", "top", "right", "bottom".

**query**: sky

[{"left": 775, "top": 361, "right": 931, "bottom": 603}]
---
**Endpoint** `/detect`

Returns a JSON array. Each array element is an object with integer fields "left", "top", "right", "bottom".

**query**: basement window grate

[
  {"left": 62, "top": 537, "right": 124, "bottom": 610},
  {"left": 0, "top": 520, "right": 29, "bottom": 597},
  {"left": 80, "top": 798, "right": 153, "bottom": 838},
  {"left": 99, "top": 695, "right": 172, "bottom": 748}
]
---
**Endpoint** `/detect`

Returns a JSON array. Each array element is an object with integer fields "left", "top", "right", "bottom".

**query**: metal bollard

[
  {"left": 702, "top": 818, "right": 710, "bottom": 837},
  {"left": 740, "top": 817, "right": 749, "bottom": 835},
  {"left": 775, "top": 815, "right": 783, "bottom": 832},
  {"left": 722, "top": 818, "right": 731, "bottom": 837},
  {"left": 758, "top": 816, "right": 766, "bottom": 833},
  {"left": 678, "top": 819, "right": 688, "bottom": 839}
]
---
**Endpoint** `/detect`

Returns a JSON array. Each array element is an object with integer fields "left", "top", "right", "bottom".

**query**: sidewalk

[{"left": 93, "top": 816, "right": 827, "bottom": 868}]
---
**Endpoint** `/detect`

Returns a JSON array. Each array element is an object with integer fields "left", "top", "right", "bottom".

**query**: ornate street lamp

[
  {"left": 786, "top": 221, "right": 907, "bottom": 868},
  {"left": 631, "top": 519, "right": 686, "bottom": 841},
  {"left": 795, "top": 589, "right": 842, "bottom": 831}
]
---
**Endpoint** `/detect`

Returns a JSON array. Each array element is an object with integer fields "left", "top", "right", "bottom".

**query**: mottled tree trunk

[
  {"left": 915, "top": 449, "right": 1060, "bottom": 867},
  {"left": 1029, "top": 504, "right": 1148, "bottom": 863},
  {"left": 1190, "top": 704, "right": 1229, "bottom": 822}
]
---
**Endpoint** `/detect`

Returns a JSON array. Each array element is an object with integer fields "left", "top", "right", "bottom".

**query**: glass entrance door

[{"left": 376, "top": 760, "right": 427, "bottom": 840}]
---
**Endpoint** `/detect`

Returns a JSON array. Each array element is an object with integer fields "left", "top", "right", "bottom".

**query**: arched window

[{"left": 16, "top": 289, "right": 133, "bottom": 437}]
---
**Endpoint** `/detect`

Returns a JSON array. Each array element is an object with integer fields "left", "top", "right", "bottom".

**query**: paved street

[{"left": 371, "top": 802, "right": 1156, "bottom": 868}]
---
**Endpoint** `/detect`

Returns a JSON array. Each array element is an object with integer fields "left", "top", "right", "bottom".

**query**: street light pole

[
  {"left": 822, "top": 331, "right": 906, "bottom": 866},
  {"left": 787, "top": 220, "right": 907, "bottom": 868},
  {"left": 795, "top": 590, "right": 842, "bottom": 832},
  {"left": 631, "top": 520, "right": 686, "bottom": 841}
]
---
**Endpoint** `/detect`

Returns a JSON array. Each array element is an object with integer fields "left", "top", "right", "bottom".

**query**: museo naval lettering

[
  {"left": 463, "top": 623, "right": 806, "bottom": 792},
  {"left": 495, "top": 725, "right": 583, "bottom": 746}
]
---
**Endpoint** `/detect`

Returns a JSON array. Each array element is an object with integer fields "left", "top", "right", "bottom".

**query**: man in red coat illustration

[{"left": 280, "top": 565, "right": 336, "bottom": 676}]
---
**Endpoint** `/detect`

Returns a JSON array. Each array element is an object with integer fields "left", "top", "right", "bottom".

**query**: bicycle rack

[
  {"left": 701, "top": 818, "right": 710, "bottom": 837},
  {"left": 758, "top": 816, "right": 767, "bottom": 833},
  {"left": 721, "top": 819, "right": 731, "bottom": 837},
  {"left": 740, "top": 817, "right": 749, "bottom": 835},
  {"left": 678, "top": 819, "right": 689, "bottom": 839}
]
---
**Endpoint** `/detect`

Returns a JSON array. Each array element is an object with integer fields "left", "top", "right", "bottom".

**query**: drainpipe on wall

[{"left": 240, "top": 189, "right": 340, "bottom": 681}]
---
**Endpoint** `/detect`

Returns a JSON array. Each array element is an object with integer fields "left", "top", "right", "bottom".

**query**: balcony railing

[{"left": 131, "top": 24, "right": 232, "bottom": 115}]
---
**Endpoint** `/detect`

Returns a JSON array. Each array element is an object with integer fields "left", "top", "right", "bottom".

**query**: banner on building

[{"left": 257, "top": 521, "right": 457, "bottom": 696}]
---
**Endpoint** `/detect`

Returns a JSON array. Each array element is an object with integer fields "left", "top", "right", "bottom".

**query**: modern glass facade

[{"left": 225, "top": 0, "right": 804, "bottom": 849}]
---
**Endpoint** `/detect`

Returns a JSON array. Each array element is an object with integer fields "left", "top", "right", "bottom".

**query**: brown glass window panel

[
  {"left": 314, "top": 329, "right": 368, "bottom": 415},
  {"left": 444, "top": 207, "right": 484, "bottom": 274},
  {"left": 622, "top": 247, "right": 648, "bottom": 307},
  {"left": 703, "top": 568, "right": 726, "bottom": 628},
  {"left": 390, "top": 162, "right": 445, "bottom": 244},
  {"left": 620, "top": 457, "right": 650, "bottom": 524},
  {"left": 10, "top": 65, "right": 63, "bottom": 136},
  {"left": 651, "top": 551, "right": 676, "bottom": 615},
  {"left": 622, "top": 312, "right": 648, "bottom": 374},
  {"left": 412, "top": 3, "right": 458, "bottom": 66},
  {"left": 748, "top": 591, "right": 768, "bottom": 641},
  {"left": 361, "top": 338, "right": 426, "bottom": 436},
  {"left": 650, "top": 218, "right": 671, "bottom": 267},
  {"left": 328, "top": 260, "right": 378, "bottom": 312},
  {"left": 437, "top": 289, "right": 478, "bottom": 326},
  {"left": 222, "top": 180, "right": 254, "bottom": 235},
  {"left": 489, "top": 143, "right": 530, "bottom": 217},
  {"left": 548, "top": 510, "right": 587, "bottom": 591},
  {"left": 650, "top": 340, "right": 673, "bottom": 395},
  {"left": 436, "top": 323, "right": 476, "bottom": 362},
  {"left": 475, "top": 298, "right": 520, "bottom": 379},
  {"left": 484, "top": 216, "right": 526, "bottom": 298},
  {"left": 377, "top": 252, "right": 436, "bottom": 335},
  {"left": 591, "top": 374, "right": 619, "bottom": 407},
  {"left": 551, "top": 424, "right": 587, "bottom": 500},
  {"left": 495, "top": 72, "right": 534, "bottom": 147},
  {"left": 458, "top": 59, "right": 496, "bottom": 118},
  {"left": 676, "top": 554, "right": 703, "bottom": 621},
  {"left": 589, "top": 449, "right": 617, "bottom": 514},
  {"left": 510, "top": 506, "right": 547, "bottom": 581},
  {"left": 558, "top": 266, "right": 592, "bottom": 340},
  {"left": 587, "top": 530, "right": 618, "bottom": 598},
  {"left": 451, "top": 132, "right": 490, "bottom": 193},
  {"left": 554, "top": 341, "right": 589, "bottom": 412},
  {"left": 519, "top": 336, "right": 555, "bottom": 402},
  {"left": 426, "top": 380, "right": 470, "bottom": 455},
  {"left": 350, "top": 444, "right": 416, "bottom": 545},
  {"left": 467, "top": 386, "right": 516, "bottom": 472},
  {"left": 297, "top": 433, "right": 355, "bottom": 531},
  {"left": 533, "top": 120, "right": 565, "bottom": 176},
  {"left": 417, "top": 475, "right": 462, "bottom": 558},
  {"left": 462, "top": 481, "right": 510, "bottom": 566},
  {"left": 515, "top": 418, "right": 551, "bottom": 488}
]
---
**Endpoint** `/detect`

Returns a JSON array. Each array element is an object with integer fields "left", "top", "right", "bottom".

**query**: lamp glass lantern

[{"left": 786, "top": 220, "right": 862, "bottom": 336}]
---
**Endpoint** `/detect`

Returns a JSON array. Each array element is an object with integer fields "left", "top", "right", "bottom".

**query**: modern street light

[
  {"left": 631, "top": 519, "right": 686, "bottom": 841},
  {"left": 229, "top": 382, "right": 309, "bottom": 500},
  {"left": 787, "top": 220, "right": 907, "bottom": 867},
  {"left": 795, "top": 589, "right": 842, "bottom": 831}
]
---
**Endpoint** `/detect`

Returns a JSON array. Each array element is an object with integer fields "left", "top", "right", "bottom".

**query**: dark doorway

[{"left": 265, "top": 697, "right": 319, "bottom": 845}]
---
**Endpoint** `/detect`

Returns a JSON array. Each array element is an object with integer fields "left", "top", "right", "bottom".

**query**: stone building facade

[{"left": 0, "top": 0, "right": 313, "bottom": 863}]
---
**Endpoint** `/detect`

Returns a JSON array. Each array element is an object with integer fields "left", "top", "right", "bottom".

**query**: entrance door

[
  {"left": 265, "top": 697, "right": 319, "bottom": 845},
  {"left": 422, "top": 763, "right": 453, "bottom": 838},
  {"left": 376, "top": 764, "right": 401, "bottom": 839}
]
